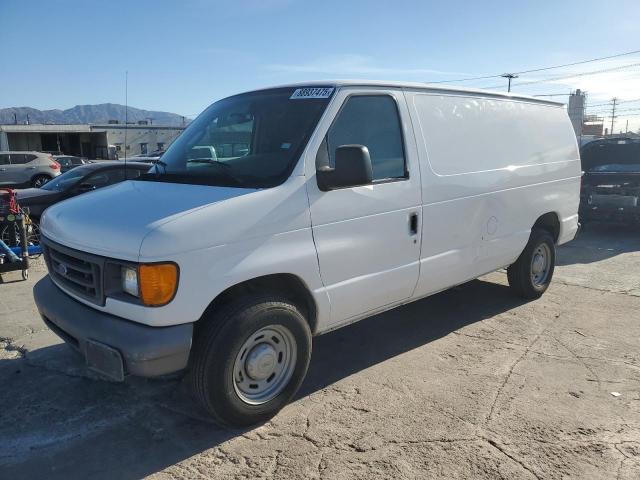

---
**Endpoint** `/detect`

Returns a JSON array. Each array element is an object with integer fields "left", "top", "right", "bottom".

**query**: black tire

[
  {"left": 507, "top": 228, "right": 555, "bottom": 299},
  {"left": 31, "top": 175, "right": 51, "bottom": 188},
  {"left": 189, "top": 294, "right": 312, "bottom": 427}
]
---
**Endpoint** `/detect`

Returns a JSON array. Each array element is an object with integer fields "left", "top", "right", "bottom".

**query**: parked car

[
  {"left": 15, "top": 161, "right": 151, "bottom": 220},
  {"left": 131, "top": 149, "right": 166, "bottom": 163},
  {"left": 127, "top": 157, "right": 161, "bottom": 165},
  {"left": 133, "top": 149, "right": 165, "bottom": 159},
  {"left": 54, "top": 155, "right": 88, "bottom": 173},
  {"left": 0, "top": 151, "right": 61, "bottom": 187},
  {"left": 579, "top": 138, "right": 640, "bottom": 224},
  {"left": 33, "top": 82, "right": 580, "bottom": 427},
  {"left": 188, "top": 145, "right": 217, "bottom": 161}
]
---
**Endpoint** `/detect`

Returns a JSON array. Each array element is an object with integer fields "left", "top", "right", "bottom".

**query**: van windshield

[{"left": 137, "top": 87, "right": 333, "bottom": 188}]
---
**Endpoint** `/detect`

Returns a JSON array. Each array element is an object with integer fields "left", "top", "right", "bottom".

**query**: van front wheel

[
  {"left": 189, "top": 295, "right": 312, "bottom": 427},
  {"left": 507, "top": 228, "right": 555, "bottom": 299}
]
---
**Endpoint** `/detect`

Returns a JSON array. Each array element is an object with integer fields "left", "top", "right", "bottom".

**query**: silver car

[{"left": 0, "top": 151, "right": 61, "bottom": 188}]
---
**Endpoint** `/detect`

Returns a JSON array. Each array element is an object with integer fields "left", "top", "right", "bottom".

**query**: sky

[{"left": 1, "top": 0, "right": 639, "bottom": 132}]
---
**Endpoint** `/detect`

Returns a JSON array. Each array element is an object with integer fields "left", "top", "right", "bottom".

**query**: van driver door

[{"left": 305, "top": 88, "right": 422, "bottom": 325}]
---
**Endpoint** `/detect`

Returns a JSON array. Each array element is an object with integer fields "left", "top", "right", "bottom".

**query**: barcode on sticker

[{"left": 290, "top": 87, "right": 334, "bottom": 99}]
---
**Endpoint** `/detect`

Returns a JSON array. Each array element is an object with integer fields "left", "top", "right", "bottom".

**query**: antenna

[{"left": 124, "top": 71, "right": 128, "bottom": 175}]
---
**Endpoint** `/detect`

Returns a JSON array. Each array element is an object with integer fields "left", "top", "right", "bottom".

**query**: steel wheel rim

[
  {"left": 34, "top": 177, "right": 47, "bottom": 187},
  {"left": 233, "top": 324, "right": 297, "bottom": 405},
  {"left": 530, "top": 243, "right": 551, "bottom": 287}
]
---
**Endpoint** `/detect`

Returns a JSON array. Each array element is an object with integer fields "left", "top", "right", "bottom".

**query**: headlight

[{"left": 121, "top": 267, "right": 139, "bottom": 297}]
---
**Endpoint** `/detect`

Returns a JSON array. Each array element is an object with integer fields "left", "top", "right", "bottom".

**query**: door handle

[
  {"left": 26, "top": 166, "right": 36, "bottom": 170},
  {"left": 409, "top": 212, "right": 419, "bottom": 235}
]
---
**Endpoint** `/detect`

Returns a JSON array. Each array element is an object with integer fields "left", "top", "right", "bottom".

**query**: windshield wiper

[{"left": 187, "top": 158, "right": 232, "bottom": 168}]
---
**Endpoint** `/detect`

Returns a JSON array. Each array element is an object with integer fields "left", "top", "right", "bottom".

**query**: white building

[{"left": 0, "top": 123, "right": 185, "bottom": 159}]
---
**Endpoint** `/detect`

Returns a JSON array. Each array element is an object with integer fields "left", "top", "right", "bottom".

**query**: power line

[
  {"left": 593, "top": 112, "right": 640, "bottom": 117},
  {"left": 587, "top": 107, "right": 640, "bottom": 114},
  {"left": 515, "top": 49, "right": 640, "bottom": 75},
  {"left": 617, "top": 98, "right": 640, "bottom": 105},
  {"left": 601, "top": 112, "right": 640, "bottom": 117},
  {"left": 587, "top": 98, "right": 640, "bottom": 107},
  {"left": 427, "top": 74, "right": 503, "bottom": 84},
  {"left": 586, "top": 101, "right": 614, "bottom": 107},
  {"left": 428, "top": 48, "right": 640, "bottom": 84},
  {"left": 479, "top": 62, "right": 640, "bottom": 89}
]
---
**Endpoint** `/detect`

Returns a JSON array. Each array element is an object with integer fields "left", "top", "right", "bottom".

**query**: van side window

[{"left": 327, "top": 95, "right": 406, "bottom": 181}]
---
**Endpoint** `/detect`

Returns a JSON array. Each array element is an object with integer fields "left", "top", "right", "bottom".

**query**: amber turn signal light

[{"left": 138, "top": 263, "right": 179, "bottom": 306}]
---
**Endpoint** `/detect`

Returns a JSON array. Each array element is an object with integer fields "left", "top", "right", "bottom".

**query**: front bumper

[{"left": 34, "top": 276, "right": 193, "bottom": 380}]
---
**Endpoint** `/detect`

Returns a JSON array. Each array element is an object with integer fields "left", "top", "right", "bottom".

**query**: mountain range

[{"left": 0, "top": 103, "right": 188, "bottom": 126}]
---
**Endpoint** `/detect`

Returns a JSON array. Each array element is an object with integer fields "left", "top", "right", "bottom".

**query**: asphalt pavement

[{"left": 1, "top": 224, "right": 639, "bottom": 479}]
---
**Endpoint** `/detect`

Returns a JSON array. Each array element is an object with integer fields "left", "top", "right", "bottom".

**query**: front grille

[{"left": 43, "top": 238, "right": 104, "bottom": 305}]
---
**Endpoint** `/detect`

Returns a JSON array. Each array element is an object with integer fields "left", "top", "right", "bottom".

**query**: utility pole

[
  {"left": 610, "top": 98, "right": 617, "bottom": 136},
  {"left": 501, "top": 73, "right": 518, "bottom": 92},
  {"left": 625, "top": 119, "right": 629, "bottom": 133},
  {"left": 124, "top": 70, "right": 128, "bottom": 161}
]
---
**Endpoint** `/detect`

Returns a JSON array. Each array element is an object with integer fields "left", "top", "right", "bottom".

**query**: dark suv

[{"left": 580, "top": 138, "right": 640, "bottom": 224}]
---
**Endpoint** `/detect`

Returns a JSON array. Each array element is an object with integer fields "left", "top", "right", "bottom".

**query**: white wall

[{"left": 104, "top": 127, "right": 183, "bottom": 155}]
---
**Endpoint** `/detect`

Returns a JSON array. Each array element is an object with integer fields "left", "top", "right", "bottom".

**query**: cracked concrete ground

[{"left": 1, "top": 224, "right": 639, "bottom": 479}]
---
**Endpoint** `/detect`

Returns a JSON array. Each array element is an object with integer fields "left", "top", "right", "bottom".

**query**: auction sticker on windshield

[{"left": 290, "top": 87, "right": 334, "bottom": 99}]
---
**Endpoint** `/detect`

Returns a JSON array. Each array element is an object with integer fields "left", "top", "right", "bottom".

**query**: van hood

[{"left": 40, "top": 180, "right": 257, "bottom": 259}]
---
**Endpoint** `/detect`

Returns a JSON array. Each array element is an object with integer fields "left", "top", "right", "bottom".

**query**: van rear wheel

[
  {"left": 189, "top": 294, "right": 312, "bottom": 427},
  {"left": 507, "top": 228, "right": 555, "bottom": 299}
]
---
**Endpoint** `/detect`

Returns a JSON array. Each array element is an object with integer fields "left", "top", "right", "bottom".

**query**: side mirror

[{"left": 316, "top": 144, "right": 373, "bottom": 191}]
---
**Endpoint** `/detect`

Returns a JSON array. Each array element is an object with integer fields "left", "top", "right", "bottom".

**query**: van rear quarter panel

[{"left": 405, "top": 90, "right": 580, "bottom": 297}]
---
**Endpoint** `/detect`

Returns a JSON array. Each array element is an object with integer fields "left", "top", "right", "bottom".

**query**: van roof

[{"left": 255, "top": 80, "right": 564, "bottom": 107}]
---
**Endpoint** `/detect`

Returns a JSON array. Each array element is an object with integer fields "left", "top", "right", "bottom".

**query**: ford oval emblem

[{"left": 57, "top": 263, "right": 68, "bottom": 276}]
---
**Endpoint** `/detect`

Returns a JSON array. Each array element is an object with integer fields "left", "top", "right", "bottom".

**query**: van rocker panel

[{"left": 33, "top": 276, "right": 193, "bottom": 378}]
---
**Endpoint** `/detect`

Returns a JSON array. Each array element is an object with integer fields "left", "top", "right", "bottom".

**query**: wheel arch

[
  {"left": 532, "top": 212, "right": 560, "bottom": 244},
  {"left": 198, "top": 273, "right": 319, "bottom": 334}
]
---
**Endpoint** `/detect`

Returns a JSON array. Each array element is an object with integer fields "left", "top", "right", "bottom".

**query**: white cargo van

[{"left": 34, "top": 81, "right": 580, "bottom": 426}]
